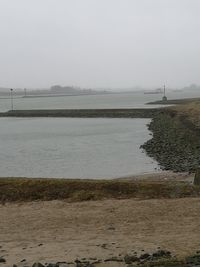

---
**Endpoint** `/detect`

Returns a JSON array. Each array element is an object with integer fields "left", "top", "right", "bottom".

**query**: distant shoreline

[{"left": 147, "top": 97, "right": 200, "bottom": 105}]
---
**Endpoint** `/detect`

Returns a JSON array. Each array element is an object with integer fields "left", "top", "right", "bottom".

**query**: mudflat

[{"left": 1, "top": 197, "right": 200, "bottom": 266}]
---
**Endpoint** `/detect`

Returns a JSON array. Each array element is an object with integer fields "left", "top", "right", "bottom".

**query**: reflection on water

[{"left": 0, "top": 117, "right": 159, "bottom": 179}]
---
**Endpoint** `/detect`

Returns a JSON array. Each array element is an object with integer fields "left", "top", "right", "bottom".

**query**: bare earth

[{"left": 1, "top": 197, "right": 200, "bottom": 266}]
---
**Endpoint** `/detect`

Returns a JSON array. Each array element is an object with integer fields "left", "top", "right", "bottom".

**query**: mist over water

[{"left": 0, "top": 90, "right": 199, "bottom": 112}]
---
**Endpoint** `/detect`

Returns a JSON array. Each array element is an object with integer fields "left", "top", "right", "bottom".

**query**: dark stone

[
  {"left": 152, "top": 249, "right": 171, "bottom": 258},
  {"left": 101, "top": 244, "right": 108, "bottom": 249},
  {"left": 0, "top": 257, "right": 6, "bottom": 263}
]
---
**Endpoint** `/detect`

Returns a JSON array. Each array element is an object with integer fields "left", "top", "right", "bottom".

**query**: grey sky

[{"left": 0, "top": 0, "right": 200, "bottom": 89}]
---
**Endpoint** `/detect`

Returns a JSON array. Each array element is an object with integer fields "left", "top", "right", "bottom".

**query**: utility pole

[{"left": 10, "top": 88, "right": 14, "bottom": 111}]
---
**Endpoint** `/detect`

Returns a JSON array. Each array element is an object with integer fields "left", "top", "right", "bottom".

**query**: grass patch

[{"left": 0, "top": 178, "right": 200, "bottom": 203}]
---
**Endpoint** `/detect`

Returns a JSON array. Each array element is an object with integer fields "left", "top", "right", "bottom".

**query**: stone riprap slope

[{"left": 141, "top": 105, "right": 200, "bottom": 172}]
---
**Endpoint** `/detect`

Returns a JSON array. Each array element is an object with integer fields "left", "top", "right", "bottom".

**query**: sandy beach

[{"left": 1, "top": 197, "right": 200, "bottom": 266}]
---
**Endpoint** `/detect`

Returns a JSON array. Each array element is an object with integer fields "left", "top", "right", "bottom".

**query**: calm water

[
  {"left": 0, "top": 117, "right": 159, "bottom": 178},
  {"left": 0, "top": 90, "right": 199, "bottom": 112},
  {"left": 0, "top": 91, "right": 198, "bottom": 178},
  {"left": 0, "top": 92, "right": 172, "bottom": 111}
]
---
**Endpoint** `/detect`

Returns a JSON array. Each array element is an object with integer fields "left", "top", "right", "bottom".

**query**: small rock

[{"left": 101, "top": 244, "right": 108, "bottom": 249}]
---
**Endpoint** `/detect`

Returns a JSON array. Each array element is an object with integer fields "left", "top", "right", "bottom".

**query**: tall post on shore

[
  {"left": 10, "top": 88, "right": 14, "bottom": 111},
  {"left": 24, "top": 88, "right": 27, "bottom": 97},
  {"left": 162, "top": 84, "right": 167, "bottom": 102}
]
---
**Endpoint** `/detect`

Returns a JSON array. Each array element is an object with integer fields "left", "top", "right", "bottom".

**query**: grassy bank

[
  {"left": 0, "top": 178, "right": 199, "bottom": 203},
  {"left": 0, "top": 108, "right": 161, "bottom": 118}
]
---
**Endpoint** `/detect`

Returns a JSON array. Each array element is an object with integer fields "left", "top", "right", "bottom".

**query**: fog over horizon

[{"left": 0, "top": 0, "right": 200, "bottom": 90}]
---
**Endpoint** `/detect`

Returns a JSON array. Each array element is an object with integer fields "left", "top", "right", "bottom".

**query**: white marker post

[{"left": 10, "top": 88, "right": 14, "bottom": 111}]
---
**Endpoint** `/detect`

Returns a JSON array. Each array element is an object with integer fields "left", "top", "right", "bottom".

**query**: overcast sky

[{"left": 0, "top": 0, "right": 200, "bottom": 89}]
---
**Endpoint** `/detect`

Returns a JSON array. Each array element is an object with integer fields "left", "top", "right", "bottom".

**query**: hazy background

[{"left": 0, "top": 0, "right": 200, "bottom": 89}]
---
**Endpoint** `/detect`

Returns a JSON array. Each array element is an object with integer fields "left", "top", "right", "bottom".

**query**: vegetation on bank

[
  {"left": 171, "top": 101, "right": 200, "bottom": 128},
  {"left": 0, "top": 108, "right": 161, "bottom": 118},
  {"left": 0, "top": 178, "right": 200, "bottom": 203}
]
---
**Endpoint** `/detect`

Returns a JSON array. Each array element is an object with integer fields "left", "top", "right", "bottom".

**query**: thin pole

[
  {"left": 164, "top": 84, "right": 166, "bottom": 97},
  {"left": 10, "top": 88, "right": 13, "bottom": 111}
]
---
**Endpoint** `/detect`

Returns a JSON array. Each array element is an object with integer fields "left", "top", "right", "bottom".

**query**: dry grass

[
  {"left": 171, "top": 101, "right": 200, "bottom": 128},
  {"left": 0, "top": 177, "right": 200, "bottom": 203}
]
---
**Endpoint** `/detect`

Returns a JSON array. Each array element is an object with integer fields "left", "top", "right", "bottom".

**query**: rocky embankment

[
  {"left": 2, "top": 250, "right": 200, "bottom": 267},
  {"left": 141, "top": 109, "right": 200, "bottom": 172}
]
